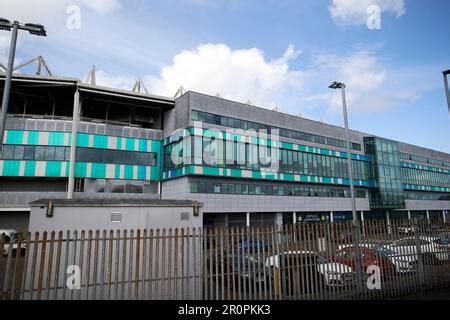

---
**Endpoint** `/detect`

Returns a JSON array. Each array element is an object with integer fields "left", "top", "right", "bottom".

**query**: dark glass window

[
  {"left": 45, "top": 146, "right": 56, "bottom": 161},
  {"left": 55, "top": 147, "right": 65, "bottom": 161},
  {"left": 190, "top": 110, "right": 360, "bottom": 150},
  {"left": 2, "top": 145, "right": 14, "bottom": 159},
  {"left": 35, "top": 146, "right": 45, "bottom": 160},
  {"left": 76, "top": 148, "right": 157, "bottom": 166},
  {"left": 23, "top": 146, "right": 35, "bottom": 160},
  {"left": 13, "top": 145, "right": 24, "bottom": 160}
]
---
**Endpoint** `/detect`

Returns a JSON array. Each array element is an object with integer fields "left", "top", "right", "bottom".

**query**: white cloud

[
  {"left": 80, "top": 0, "right": 121, "bottom": 14},
  {"left": 94, "top": 70, "right": 136, "bottom": 91},
  {"left": 94, "top": 44, "right": 422, "bottom": 117},
  {"left": 0, "top": 0, "right": 121, "bottom": 25},
  {"left": 0, "top": 35, "right": 9, "bottom": 65},
  {"left": 329, "top": 0, "right": 406, "bottom": 26},
  {"left": 298, "top": 49, "right": 420, "bottom": 115},
  {"left": 146, "top": 43, "right": 303, "bottom": 108}
]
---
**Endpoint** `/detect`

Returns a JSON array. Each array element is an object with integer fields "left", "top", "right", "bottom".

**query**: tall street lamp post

[
  {"left": 443, "top": 70, "right": 450, "bottom": 114},
  {"left": 329, "top": 81, "right": 364, "bottom": 295},
  {"left": 0, "top": 18, "right": 46, "bottom": 152}
]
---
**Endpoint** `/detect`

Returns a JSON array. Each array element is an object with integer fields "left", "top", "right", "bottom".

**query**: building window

[
  {"left": 190, "top": 181, "right": 366, "bottom": 199},
  {"left": 190, "top": 109, "right": 361, "bottom": 150}
]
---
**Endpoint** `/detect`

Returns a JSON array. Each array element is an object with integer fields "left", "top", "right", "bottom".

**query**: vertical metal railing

[{"left": 1, "top": 221, "right": 449, "bottom": 300}]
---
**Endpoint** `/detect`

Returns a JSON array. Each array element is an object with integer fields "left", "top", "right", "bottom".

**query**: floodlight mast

[{"left": 0, "top": 19, "right": 47, "bottom": 152}]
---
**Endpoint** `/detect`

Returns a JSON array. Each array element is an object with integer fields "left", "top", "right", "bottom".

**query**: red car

[{"left": 332, "top": 246, "right": 396, "bottom": 278}]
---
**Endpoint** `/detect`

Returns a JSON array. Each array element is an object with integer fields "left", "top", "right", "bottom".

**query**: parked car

[
  {"left": 398, "top": 225, "right": 416, "bottom": 236},
  {"left": 1, "top": 229, "right": 26, "bottom": 257},
  {"left": 371, "top": 246, "right": 418, "bottom": 274},
  {"left": 382, "top": 236, "right": 449, "bottom": 264},
  {"left": 332, "top": 246, "right": 396, "bottom": 278},
  {"left": 206, "top": 239, "right": 272, "bottom": 290},
  {"left": 265, "top": 251, "right": 355, "bottom": 294},
  {"left": 206, "top": 251, "right": 270, "bottom": 290},
  {"left": 332, "top": 245, "right": 418, "bottom": 276}
]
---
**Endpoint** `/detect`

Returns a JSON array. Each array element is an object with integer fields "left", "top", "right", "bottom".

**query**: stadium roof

[{"left": 0, "top": 73, "right": 175, "bottom": 110}]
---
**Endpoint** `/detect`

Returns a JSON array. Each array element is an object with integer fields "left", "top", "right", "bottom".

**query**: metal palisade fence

[{"left": 1, "top": 218, "right": 450, "bottom": 300}]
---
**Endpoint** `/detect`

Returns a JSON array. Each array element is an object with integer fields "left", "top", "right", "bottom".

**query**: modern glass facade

[
  {"left": 0, "top": 144, "right": 157, "bottom": 167},
  {"left": 404, "top": 191, "right": 450, "bottom": 201},
  {"left": 164, "top": 135, "right": 371, "bottom": 181},
  {"left": 192, "top": 110, "right": 362, "bottom": 150},
  {"left": 400, "top": 167, "right": 450, "bottom": 188},
  {"left": 364, "top": 137, "right": 405, "bottom": 209},
  {"left": 0, "top": 129, "right": 162, "bottom": 181},
  {"left": 190, "top": 180, "right": 366, "bottom": 198},
  {"left": 400, "top": 152, "right": 450, "bottom": 167}
]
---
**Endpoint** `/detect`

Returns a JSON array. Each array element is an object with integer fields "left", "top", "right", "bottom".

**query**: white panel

[
  {"left": 64, "top": 133, "right": 70, "bottom": 146},
  {"left": 88, "top": 135, "right": 94, "bottom": 148},
  {"left": 35, "top": 161, "right": 46, "bottom": 176},
  {"left": 194, "top": 166, "right": 202, "bottom": 174},
  {"left": 241, "top": 170, "right": 252, "bottom": 178},
  {"left": 106, "top": 164, "right": 115, "bottom": 179},
  {"left": 22, "top": 131, "right": 29, "bottom": 144},
  {"left": 119, "top": 165, "right": 124, "bottom": 179},
  {"left": 38, "top": 132, "right": 49, "bottom": 145},
  {"left": 146, "top": 166, "right": 151, "bottom": 180},
  {"left": 133, "top": 166, "right": 137, "bottom": 179},
  {"left": 108, "top": 136, "right": 116, "bottom": 150},
  {"left": 86, "top": 163, "right": 92, "bottom": 177},
  {"left": 61, "top": 162, "right": 67, "bottom": 177},
  {"left": 19, "top": 161, "right": 25, "bottom": 176}
]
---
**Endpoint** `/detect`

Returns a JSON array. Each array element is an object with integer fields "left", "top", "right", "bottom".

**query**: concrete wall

[
  {"left": 405, "top": 200, "right": 450, "bottom": 211},
  {"left": 162, "top": 176, "right": 371, "bottom": 213},
  {"left": 29, "top": 204, "right": 203, "bottom": 232},
  {"left": 163, "top": 93, "right": 190, "bottom": 138}
]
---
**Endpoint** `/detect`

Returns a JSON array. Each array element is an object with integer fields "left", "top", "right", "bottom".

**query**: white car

[
  {"left": 369, "top": 246, "right": 418, "bottom": 274},
  {"left": 1, "top": 229, "right": 26, "bottom": 256},
  {"left": 338, "top": 243, "right": 418, "bottom": 274},
  {"left": 265, "top": 250, "right": 355, "bottom": 288},
  {"left": 382, "top": 236, "right": 449, "bottom": 263}
]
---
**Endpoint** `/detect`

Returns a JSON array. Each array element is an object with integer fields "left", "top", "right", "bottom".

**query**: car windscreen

[{"left": 373, "top": 246, "right": 396, "bottom": 257}]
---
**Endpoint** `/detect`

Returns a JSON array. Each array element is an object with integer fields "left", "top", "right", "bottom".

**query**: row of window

[
  {"left": 0, "top": 145, "right": 157, "bottom": 167},
  {"left": 165, "top": 137, "right": 371, "bottom": 180},
  {"left": 278, "top": 148, "right": 370, "bottom": 180},
  {"left": 400, "top": 167, "right": 450, "bottom": 189},
  {"left": 400, "top": 152, "right": 450, "bottom": 168},
  {"left": 190, "top": 181, "right": 366, "bottom": 198},
  {"left": 83, "top": 179, "right": 158, "bottom": 194},
  {"left": 191, "top": 110, "right": 362, "bottom": 151},
  {"left": 404, "top": 191, "right": 450, "bottom": 201}
]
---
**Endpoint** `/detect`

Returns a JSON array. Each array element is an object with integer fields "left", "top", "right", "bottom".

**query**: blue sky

[{"left": 1, "top": 0, "right": 449, "bottom": 153}]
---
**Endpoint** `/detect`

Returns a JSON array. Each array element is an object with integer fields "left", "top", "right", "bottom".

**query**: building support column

[
  {"left": 293, "top": 212, "right": 297, "bottom": 225},
  {"left": 246, "top": 212, "right": 250, "bottom": 227},
  {"left": 443, "top": 210, "right": 447, "bottom": 224},
  {"left": 67, "top": 89, "right": 81, "bottom": 199},
  {"left": 386, "top": 210, "right": 391, "bottom": 235},
  {"left": 408, "top": 210, "right": 411, "bottom": 221},
  {"left": 426, "top": 210, "right": 430, "bottom": 223},
  {"left": 330, "top": 211, "right": 334, "bottom": 223}
]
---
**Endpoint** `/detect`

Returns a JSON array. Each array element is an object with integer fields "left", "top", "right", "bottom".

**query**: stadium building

[{"left": 1, "top": 73, "right": 450, "bottom": 232}]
